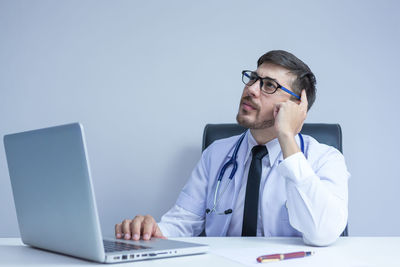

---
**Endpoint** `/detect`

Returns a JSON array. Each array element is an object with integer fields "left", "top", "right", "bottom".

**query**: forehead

[{"left": 256, "top": 62, "right": 295, "bottom": 88}]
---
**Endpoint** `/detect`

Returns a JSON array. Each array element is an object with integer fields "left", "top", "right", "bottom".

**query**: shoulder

[
  {"left": 197, "top": 134, "right": 243, "bottom": 171},
  {"left": 202, "top": 133, "right": 243, "bottom": 158}
]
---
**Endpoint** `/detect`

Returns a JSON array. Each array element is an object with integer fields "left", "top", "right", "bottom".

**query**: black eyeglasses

[{"left": 241, "top": 70, "right": 300, "bottom": 100}]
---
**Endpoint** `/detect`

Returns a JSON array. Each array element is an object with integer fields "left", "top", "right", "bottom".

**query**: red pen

[{"left": 257, "top": 251, "right": 314, "bottom": 263}]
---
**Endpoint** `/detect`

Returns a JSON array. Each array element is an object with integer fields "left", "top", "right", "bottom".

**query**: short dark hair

[{"left": 257, "top": 50, "right": 316, "bottom": 110}]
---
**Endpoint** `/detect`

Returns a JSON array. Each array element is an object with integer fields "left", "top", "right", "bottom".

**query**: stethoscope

[{"left": 205, "top": 131, "right": 304, "bottom": 215}]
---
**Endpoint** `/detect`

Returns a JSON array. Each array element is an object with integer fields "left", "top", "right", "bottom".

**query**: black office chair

[{"left": 202, "top": 123, "right": 348, "bottom": 237}]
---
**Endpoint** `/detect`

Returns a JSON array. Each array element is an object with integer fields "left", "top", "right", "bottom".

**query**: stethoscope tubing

[{"left": 207, "top": 131, "right": 305, "bottom": 215}]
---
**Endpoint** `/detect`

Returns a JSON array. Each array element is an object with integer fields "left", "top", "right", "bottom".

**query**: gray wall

[{"left": 1, "top": 0, "right": 399, "bottom": 237}]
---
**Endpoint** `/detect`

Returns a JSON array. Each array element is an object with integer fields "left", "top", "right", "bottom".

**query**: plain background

[{"left": 1, "top": 0, "right": 399, "bottom": 238}]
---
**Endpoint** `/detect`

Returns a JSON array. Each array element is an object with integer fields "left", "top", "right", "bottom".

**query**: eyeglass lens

[{"left": 242, "top": 71, "right": 278, "bottom": 94}]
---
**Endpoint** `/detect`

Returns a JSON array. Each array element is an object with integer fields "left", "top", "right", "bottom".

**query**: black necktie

[{"left": 242, "top": 145, "right": 268, "bottom": 236}]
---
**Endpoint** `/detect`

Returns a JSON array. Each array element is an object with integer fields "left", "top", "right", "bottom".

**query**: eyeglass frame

[{"left": 241, "top": 70, "right": 301, "bottom": 100}]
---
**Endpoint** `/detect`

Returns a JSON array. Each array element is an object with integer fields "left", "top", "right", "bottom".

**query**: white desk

[{"left": 1, "top": 237, "right": 399, "bottom": 266}]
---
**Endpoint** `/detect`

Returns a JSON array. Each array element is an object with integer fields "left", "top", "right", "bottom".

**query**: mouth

[{"left": 241, "top": 99, "right": 257, "bottom": 111}]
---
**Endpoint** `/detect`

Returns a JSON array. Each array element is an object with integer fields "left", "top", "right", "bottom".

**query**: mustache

[{"left": 241, "top": 96, "right": 259, "bottom": 110}]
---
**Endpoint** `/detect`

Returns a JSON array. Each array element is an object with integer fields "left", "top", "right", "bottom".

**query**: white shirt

[
  {"left": 227, "top": 133, "right": 277, "bottom": 236},
  {"left": 158, "top": 131, "right": 350, "bottom": 246}
]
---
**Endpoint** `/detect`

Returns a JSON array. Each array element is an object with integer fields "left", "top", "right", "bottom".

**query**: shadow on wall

[{"left": 153, "top": 145, "right": 201, "bottom": 215}]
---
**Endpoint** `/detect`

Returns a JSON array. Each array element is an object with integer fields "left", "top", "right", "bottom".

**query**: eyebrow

[{"left": 255, "top": 72, "right": 280, "bottom": 84}]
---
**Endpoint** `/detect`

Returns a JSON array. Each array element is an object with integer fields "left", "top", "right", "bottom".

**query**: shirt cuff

[
  {"left": 157, "top": 222, "right": 170, "bottom": 237},
  {"left": 277, "top": 152, "right": 316, "bottom": 185}
]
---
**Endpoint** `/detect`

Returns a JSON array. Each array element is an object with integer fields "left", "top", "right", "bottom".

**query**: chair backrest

[
  {"left": 203, "top": 123, "right": 342, "bottom": 152},
  {"left": 202, "top": 123, "right": 348, "bottom": 236}
]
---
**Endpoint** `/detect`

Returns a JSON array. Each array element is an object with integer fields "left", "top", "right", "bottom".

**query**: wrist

[
  {"left": 278, "top": 132, "right": 300, "bottom": 159},
  {"left": 277, "top": 130, "right": 295, "bottom": 141}
]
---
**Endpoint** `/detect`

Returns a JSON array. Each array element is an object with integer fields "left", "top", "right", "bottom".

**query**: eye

[
  {"left": 264, "top": 80, "right": 278, "bottom": 90},
  {"left": 265, "top": 81, "right": 276, "bottom": 88},
  {"left": 261, "top": 78, "right": 279, "bottom": 93}
]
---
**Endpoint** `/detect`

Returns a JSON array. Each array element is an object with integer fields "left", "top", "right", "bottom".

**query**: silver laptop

[{"left": 3, "top": 123, "right": 208, "bottom": 263}]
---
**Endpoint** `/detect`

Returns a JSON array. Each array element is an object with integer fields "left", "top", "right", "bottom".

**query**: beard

[
  {"left": 236, "top": 95, "right": 275, "bottom": 129},
  {"left": 236, "top": 112, "right": 275, "bottom": 129}
]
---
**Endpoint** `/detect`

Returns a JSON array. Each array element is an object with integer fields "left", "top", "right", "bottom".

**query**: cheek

[
  {"left": 259, "top": 101, "right": 275, "bottom": 115},
  {"left": 256, "top": 106, "right": 274, "bottom": 121},
  {"left": 276, "top": 92, "right": 292, "bottom": 102}
]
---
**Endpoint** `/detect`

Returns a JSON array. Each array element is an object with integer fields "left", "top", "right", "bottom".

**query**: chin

[
  {"left": 236, "top": 113, "right": 253, "bottom": 128},
  {"left": 236, "top": 113, "right": 274, "bottom": 129}
]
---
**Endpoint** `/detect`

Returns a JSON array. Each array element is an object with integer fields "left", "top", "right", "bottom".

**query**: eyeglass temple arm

[
  {"left": 243, "top": 71, "right": 301, "bottom": 100},
  {"left": 280, "top": 86, "right": 301, "bottom": 100}
]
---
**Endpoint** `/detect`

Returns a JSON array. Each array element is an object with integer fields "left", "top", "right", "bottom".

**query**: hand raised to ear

[{"left": 273, "top": 90, "right": 308, "bottom": 138}]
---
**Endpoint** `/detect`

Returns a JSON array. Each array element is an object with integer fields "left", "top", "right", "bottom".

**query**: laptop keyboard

[{"left": 103, "top": 240, "right": 151, "bottom": 253}]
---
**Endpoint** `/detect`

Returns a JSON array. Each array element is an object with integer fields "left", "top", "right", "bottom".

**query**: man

[{"left": 115, "top": 50, "right": 349, "bottom": 246}]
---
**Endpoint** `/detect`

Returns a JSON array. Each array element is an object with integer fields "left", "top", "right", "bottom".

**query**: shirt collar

[{"left": 243, "top": 130, "right": 283, "bottom": 167}]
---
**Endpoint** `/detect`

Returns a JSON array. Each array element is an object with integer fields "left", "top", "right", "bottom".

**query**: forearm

[
  {"left": 286, "top": 176, "right": 348, "bottom": 246},
  {"left": 278, "top": 132, "right": 301, "bottom": 159},
  {"left": 278, "top": 153, "right": 349, "bottom": 246},
  {"left": 157, "top": 205, "right": 205, "bottom": 237}
]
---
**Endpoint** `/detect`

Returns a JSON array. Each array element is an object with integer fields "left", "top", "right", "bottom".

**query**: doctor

[{"left": 115, "top": 50, "right": 350, "bottom": 246}]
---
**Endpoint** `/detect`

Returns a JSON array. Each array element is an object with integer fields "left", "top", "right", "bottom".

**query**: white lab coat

[{"left": 158, "top": 130, "right": 350, "bottom": 246}]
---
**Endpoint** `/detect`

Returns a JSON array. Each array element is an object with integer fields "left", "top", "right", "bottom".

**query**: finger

[
  {"left": 115, "top": 223, "right": 122, "bottom": 239},
  {"left": 300, "top": 90, "right": 308, "bottom": 109},
  {"left": 142, "top": 215, "right": 156, "bottom": 240},
  {"left": 153, "top": 225, "right": 167, "bottom": 239},
  {"left": 121, "top": 219, "right": 132, "bottom": 240},
  {"left": 131, "top": 215, "right": 144, "bottom": 240},
  {"left": 273, "top": 103, "right": 282, "bottom": 118}
]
